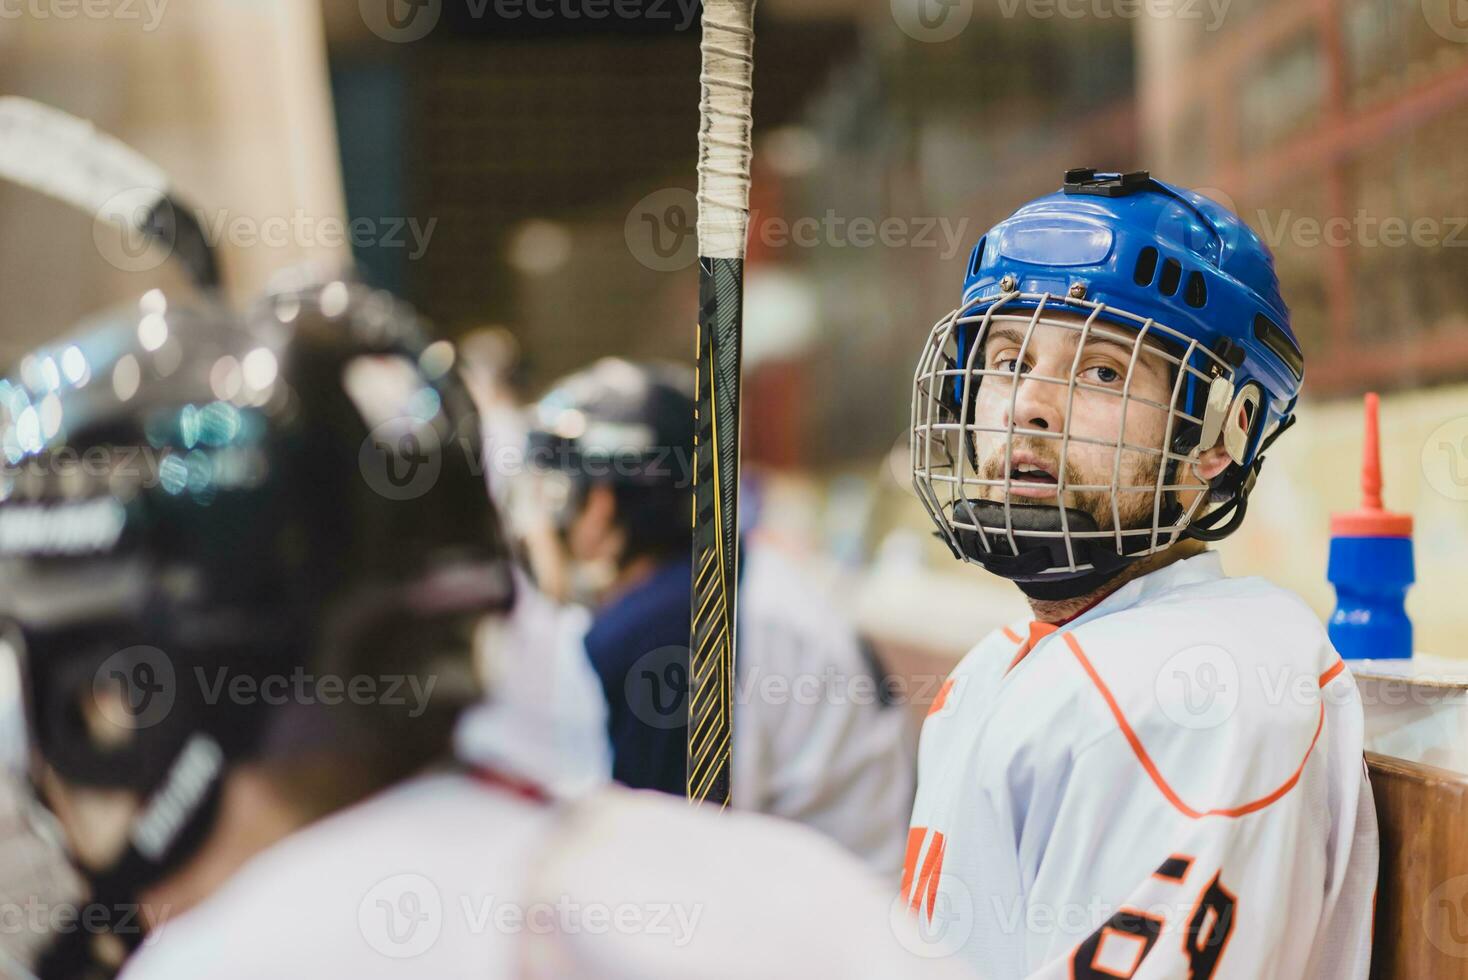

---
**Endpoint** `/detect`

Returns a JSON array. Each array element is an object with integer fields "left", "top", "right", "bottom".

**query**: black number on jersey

[
  {"left": 1184, "top": 871, "right": 1237, "bottom": 978},
  {"left": 1070, "top": 857, "right": 1237, "bottom": 980},
  {"left": 1072, "top": 908, "right": 1163, "bottom": 979}
]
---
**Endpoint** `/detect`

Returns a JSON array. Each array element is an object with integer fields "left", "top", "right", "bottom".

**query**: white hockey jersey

[
  {"left": 904, "top": 552, "right": 1377, "bottom": 978},
  {"left": 734, "top": 539, "right": 916, "bottom": 875},
  {"left": 119, "top": 770, "right": 972, "bottom": 980},
  {"left": 454, "top": 568, "right": 610, "bottom": 798}
]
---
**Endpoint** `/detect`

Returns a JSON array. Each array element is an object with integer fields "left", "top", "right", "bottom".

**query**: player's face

[{"left": 968, "top": 312, "right": 1177, "bottom": 531}]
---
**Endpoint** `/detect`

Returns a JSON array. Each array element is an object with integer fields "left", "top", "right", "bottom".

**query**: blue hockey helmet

[{"left": 912, "top": 170, "right": 1303, "bottom": 597}]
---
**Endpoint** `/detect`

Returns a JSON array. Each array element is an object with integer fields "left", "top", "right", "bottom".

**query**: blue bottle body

[{"left": 1327, "top": 535, "right": 1414, "bottom": 660}]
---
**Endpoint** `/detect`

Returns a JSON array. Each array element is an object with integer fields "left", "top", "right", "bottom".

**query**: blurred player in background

[
  {"left": 904, "top": 170, "right": 1377, "bottom": 976},
  {"left": 526, "top": 358, "right": 915, "bottom": 873},
  {"left": 0, "top": 277, "right": 967, "bottom": 979},
  {"left": 454, "top": 327, "right": 610, "bottom": 798}
]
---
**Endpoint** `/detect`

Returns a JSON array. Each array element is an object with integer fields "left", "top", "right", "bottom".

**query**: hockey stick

[
  {"left": 688, "top": 0, "right": 755, "bottom": 808},
  {"left": 0, "top": 97, "right": 219, "bottom": 289}
]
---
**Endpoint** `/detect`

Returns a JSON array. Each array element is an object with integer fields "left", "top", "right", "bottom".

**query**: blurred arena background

[
  {"left": 0, "top": 0, "right": 1466, "bottom": 967},
  {"left": 3, "top": 0, "right": 1463, "bottom": 656}
]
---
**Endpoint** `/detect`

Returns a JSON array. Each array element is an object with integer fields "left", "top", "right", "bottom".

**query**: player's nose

[{"left": 1006, "top": 368, "right": 1067, "bottom": 433}]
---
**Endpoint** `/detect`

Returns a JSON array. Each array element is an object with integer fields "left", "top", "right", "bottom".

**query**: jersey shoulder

[
  {"left": 949, "top": 619, "right": 1034, "bottom": 681},
  {"left": 124, "top": 774, "right": 549, "bottom": 979},
  {"left": 1051, "top": 575, "right": 1349, "bottom": 815},
  {"left": 536, "top": 787, "right": 967, "bottom": 980}
]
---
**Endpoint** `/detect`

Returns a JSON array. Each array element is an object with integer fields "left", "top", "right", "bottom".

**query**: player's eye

[
  {"left": 991, "top": 352, "right": 1028, "bottom": 375},
  {"left": 1082, "top": 364, "right": 1122, "bottom": 385}
]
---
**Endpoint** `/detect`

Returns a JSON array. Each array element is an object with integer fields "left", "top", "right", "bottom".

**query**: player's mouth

[{"left": 1003, "top": 454, "right": 1061, "bottom": 499}]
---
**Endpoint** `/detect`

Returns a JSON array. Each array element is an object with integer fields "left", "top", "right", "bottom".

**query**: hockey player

[
  {"left": 526, "top": 359, "right": 915, "bottom": 872},
  {"left": 904, "top": 170, "right": 1378, "bottom": 977},
  {"left": 0, "top": 280, "right": 966, "bottom": 979}
]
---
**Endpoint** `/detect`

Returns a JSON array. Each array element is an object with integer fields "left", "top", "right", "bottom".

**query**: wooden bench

[{"left": 1369, "top": 752, "right": 1468, "bottom": 978}]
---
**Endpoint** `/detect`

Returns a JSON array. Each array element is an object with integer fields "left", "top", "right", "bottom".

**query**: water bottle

[{"left": 1327, "top": 393, "right": 1414, "bottom": 660}]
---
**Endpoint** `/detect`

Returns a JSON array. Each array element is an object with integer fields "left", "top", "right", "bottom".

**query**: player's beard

[{"left": 973, "top": 435, "right": 1163, "bottom": 532}]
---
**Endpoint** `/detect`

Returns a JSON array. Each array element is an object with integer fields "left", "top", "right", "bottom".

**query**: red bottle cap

[{"left": 1330, "top": 392, "right": 1413, "bottom": 538}]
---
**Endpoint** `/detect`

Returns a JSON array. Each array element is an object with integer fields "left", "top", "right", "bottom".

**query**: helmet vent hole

[
  {"left": 1133, "top": 246, "right": 1158, "bottom": 286},
  {"left": 969, "top": 237, "right": 986, "bottom": 277},
  {"left": 1184, "top": 270, "right": 1207, "bottom": 308},
  {"left": 1158, "top": 258, "right": 1182, "bottom": 296}
]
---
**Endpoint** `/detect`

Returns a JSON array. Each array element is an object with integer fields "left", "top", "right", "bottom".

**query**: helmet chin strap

[
  {"left": 34, "top": 737, "right": 227, "bottom": 980},
  {"left": 946, "top": 500, "right": 1181, "bottom": 602},
  {"left": 1014, "top": 565, "right": 1131, "bottom": 602}
]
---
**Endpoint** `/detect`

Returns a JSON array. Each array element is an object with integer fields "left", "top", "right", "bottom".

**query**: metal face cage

[{"left": 911, "top": 290, "right": 1239, "bottom": 582}]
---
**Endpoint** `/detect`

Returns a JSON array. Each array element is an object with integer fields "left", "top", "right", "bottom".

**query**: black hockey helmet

[
  {"left": 0, "top": 278, "right": 514, "bottom": 970},
  {"left": 525, "top": 358, "right": 696, "bottom": 569},
  {"left": 527, "top": 358, "right": 695, "bottom": 501}
]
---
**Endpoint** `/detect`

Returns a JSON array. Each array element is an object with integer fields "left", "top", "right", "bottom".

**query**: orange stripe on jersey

[
  {"left": 913, "top": 832, "right": 946, "bottom": 922},
  {"left": 900, "top": 827, "right": 947, "bottom": 922},
  {"left": 1064, "top": 632, "right": 1326, "bottom": 820},
  {"left": 1319, "top": 659, "right": 1345, "bottom": 687},
  {"left": 1002, "top": 626, "right": 1023, "bottom": 644},
  {"left": 927, "top": 679, "right": 955, "bottom": 717},
  {"left": 900, "top": 826, "right": 924, "bottom": 898},
  {"left": 1006, "top": 621, "right": 1059, "bottom": 674}
]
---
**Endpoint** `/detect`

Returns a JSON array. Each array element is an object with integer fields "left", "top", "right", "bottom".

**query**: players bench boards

[
  {"left": 1357, "top": 661, "right": 1468, "bottom": 979},
  {"left": 1368, "top": 752, "right": 1468, "bottom": 978}
]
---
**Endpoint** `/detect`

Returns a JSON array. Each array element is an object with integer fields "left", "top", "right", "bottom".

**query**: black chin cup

[{"left": 946, "top": 500, "right": 1161, "bottom": 601}]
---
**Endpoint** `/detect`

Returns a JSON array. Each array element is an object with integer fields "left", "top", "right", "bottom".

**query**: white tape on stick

[{"left": 696, "top": 0, "right": 756, "bottom": 260}]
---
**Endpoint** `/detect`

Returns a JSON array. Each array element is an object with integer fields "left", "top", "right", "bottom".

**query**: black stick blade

[{"left": 688, "top": 256, "right": 742, "bottom": 807}]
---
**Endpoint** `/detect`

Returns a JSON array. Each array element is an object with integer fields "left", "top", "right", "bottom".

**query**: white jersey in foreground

[
  {"left": 121, "top": 770, "right": 971, "bottom": 980},
  {"left": 905, "top": 552, "right": 1377, "bottom": 978}
]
